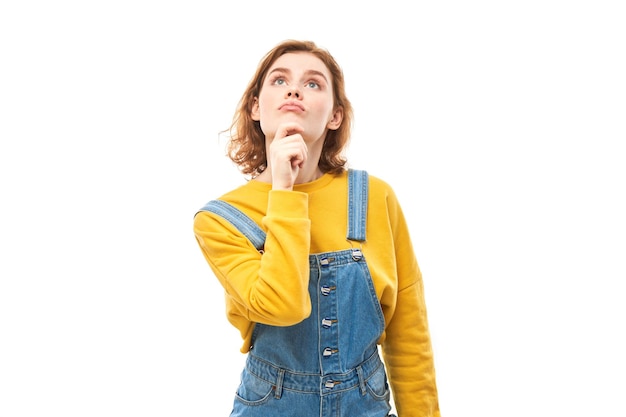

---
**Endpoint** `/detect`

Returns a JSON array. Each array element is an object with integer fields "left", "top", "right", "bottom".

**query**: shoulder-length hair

[{"left": 225, "top": 40, "right": 353, "bottom": 178}]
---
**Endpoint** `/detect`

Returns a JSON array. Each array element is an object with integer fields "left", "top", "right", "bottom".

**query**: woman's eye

[
  {"left": 306, "top": 81, "right": 319, "bottom": 89},
  {"left": 274, "top": 78, "right": 285, "bottom": 85}
]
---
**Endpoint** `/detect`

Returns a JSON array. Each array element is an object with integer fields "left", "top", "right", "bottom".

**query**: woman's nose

[{"left": 287, "top": 89, "right": 300, "bottom": 99}]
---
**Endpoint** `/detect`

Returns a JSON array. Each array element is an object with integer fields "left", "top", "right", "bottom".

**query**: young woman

[{"left": 194, "top": 39, "right": 440, "bottom": 417}]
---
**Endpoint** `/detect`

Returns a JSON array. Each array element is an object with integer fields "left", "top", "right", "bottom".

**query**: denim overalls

[{"left": 200, "top": 170, "right": 396, "bottom": 417}]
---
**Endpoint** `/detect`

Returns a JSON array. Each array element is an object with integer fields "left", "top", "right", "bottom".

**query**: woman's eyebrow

[
  {"left": 305, "top": 70, "right": 329, "bottom": 83},
  {"left": 268, "top": 67, "right": 290, "bottom": 77}
]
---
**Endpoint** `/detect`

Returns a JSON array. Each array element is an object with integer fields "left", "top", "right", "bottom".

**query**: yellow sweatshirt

[{"left": 193, "top": 170, "right": 440, "bottom": 417}]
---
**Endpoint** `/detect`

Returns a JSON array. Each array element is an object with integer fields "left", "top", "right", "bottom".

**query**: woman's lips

[{"left": 279, "top": 101, "right": 305, "bottom": 112}]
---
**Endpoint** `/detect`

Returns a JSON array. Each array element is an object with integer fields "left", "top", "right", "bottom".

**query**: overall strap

[
  {"left": 347, "top": 169, "right": 369, "bottom": 242},
  {"left": 197, "top": 200, "right": 266, "bottom": 252}
]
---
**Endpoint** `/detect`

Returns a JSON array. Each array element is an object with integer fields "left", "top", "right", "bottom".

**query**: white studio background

[{"left": 1, "top": 1, "right": 624, "bottom": 416}]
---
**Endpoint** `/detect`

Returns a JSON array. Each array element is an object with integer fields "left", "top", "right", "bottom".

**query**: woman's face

[{"left": 251, "top": 52, "right": 342, "bottom": 144}]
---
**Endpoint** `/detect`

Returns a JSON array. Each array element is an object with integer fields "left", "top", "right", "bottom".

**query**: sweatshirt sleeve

[
  {"left": 193, "top": 190, "right": 312, "bottom": 328},
  {"left": 381, "top": 189, "right": 441, "bottom": 417}
]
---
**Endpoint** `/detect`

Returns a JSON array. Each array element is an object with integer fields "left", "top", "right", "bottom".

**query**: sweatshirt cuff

[{"left": 267, "top": 190, "right": 309, "bottom": 218}]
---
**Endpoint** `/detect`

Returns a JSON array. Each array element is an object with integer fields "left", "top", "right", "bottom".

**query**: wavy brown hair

[{"left": 225, "top": 40, "right": 353, "bottom": 177}]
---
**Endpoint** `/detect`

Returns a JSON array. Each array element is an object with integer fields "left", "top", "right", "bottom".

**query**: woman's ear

[
  {"left": 327, "top": 107, "right": 343, "bottom": 130},
  {"left": 251, "top": 98, "right": 260, "bottom": 121}
]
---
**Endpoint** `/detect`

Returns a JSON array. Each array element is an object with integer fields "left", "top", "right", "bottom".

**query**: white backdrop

[{"left": 1, "top": 1, "right": 625, "bottom": 416}]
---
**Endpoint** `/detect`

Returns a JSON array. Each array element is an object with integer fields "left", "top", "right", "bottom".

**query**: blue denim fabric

[
  {"left": 198, "top": 199, "right": 266, "bottom": 251},
  {"left": 200, "top": 170, "right": 396, "bottom": 417},
  {"left": 347, "top": 169, "right": 368, "bottom": 242}
]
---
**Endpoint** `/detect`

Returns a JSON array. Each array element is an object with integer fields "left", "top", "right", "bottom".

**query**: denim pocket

[
  {"left": 234, "top": 368, "right": 274, "bottom": 406},
  {"left": 365, "top": 364, "right": 391, "bottom": 401}
]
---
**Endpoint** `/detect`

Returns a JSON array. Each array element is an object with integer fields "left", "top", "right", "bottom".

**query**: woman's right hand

[{"left": 268, "top": 122, "right": 307, "bottom": 191}]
